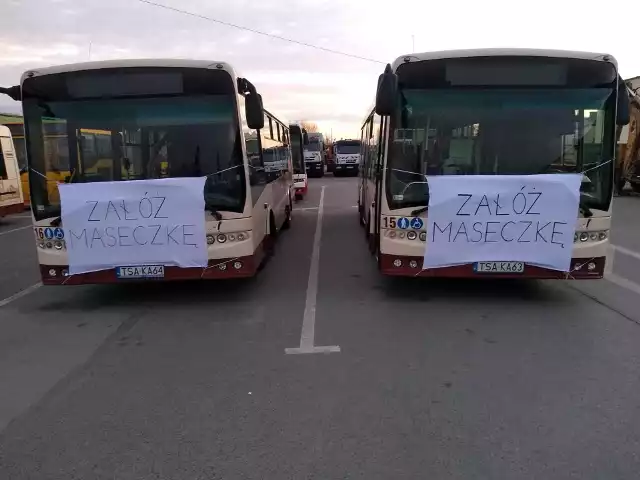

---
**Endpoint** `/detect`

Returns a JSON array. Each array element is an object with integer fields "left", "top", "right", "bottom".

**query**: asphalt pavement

[{"left": 1, "top": 177, "right": 640, "bottom": 479}]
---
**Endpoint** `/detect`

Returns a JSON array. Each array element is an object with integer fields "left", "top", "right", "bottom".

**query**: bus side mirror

[
  {"left": 246, "top": 93, "right": 264, "bottom": 130},
  {"left": 303, "top": 132, "right": 309, "bottom": 145},
  {"left": 375, "top": 64, "right": 398, "bottom": 116},
  {"left": 617, "top": 78, "right": 630, "bottom": 126}
]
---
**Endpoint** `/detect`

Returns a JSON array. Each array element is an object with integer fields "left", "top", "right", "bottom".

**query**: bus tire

[
  {"left": 259, "top": 214, "right": 278, "bottom": 272},
  {"left": 282, "top": 198, "right": 292, "bottom": 230}
]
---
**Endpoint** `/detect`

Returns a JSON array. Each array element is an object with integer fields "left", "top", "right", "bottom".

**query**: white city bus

[
  {"left": 358, "top": 49, "right": 630, "bottom": 279},
  {"left": 0, "top": 125, "right": 24, "bottom": 217},
  {"left": 1, "top": 59, "right": 297, "bottom": 284}
]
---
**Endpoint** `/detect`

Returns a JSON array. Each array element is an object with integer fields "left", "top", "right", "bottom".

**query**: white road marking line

[
  {"left": 0, "top": 225, "right": 31, "bottom": 237},
  {"left": 605, "top": 245, "right": 614, "bottom": 276},
  {"left": 286, "top": 186, "right": 340, "bottom": 355},
  {"left": 611, "top": 244, "right": 640, "bottom": 262},
  {"left": 297, "top": 207, "right": 319, "bottom": 211},
  {"left": 605, "top": 273, "right": 640, "bottom": 296},
  {"left": 0, "top": 283, "right": 42, "bottom": 308}
]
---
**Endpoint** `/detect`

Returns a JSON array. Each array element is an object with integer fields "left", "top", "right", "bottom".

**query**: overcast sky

[{"left": 1, "top": 0, "right": 638, "bottom": 138}]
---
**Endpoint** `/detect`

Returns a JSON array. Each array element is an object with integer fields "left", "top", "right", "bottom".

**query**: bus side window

[
  {"left": 376, "top": 114, "right": 385, "bottom": 177},
  {"left": 0, "top": 142, "right": 7, "bottom": 179},
  {"left": 242, "top": 95, "right": 266, "bottom": 203}
]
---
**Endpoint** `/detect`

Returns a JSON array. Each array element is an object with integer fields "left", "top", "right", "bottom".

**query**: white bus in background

[
  {"left": 304, "top": 132, "right": 325, "bottom": 177},
  {"left": 333, "top": 139, "right": 361, "bottom": 177},
  {"left": 358, "top": 48, "right": 629, "bottom": 279},
  {"left": 289, "top": 123, "right": 308, "bottom": 200},
  {"left": 0, "top": 59, "right": 298, "bottom": 284},
  {"left": 0, "top": 125, "right": 24, "bottom": 218}
]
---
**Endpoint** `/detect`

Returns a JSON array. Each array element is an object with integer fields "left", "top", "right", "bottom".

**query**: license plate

[
  {"left": 116, "top": 265, "right": 165, "bottom": 279},
  {"left": 473, "top": 261, "right": 524, "bottom": 274}
]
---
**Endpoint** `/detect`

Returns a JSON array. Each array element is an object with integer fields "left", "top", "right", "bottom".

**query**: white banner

[
  {"left": 424, "top": 174, "right": 583, "bottom": 272},
  {"left": 59, "top": 177, "right": 208, "bottom": 275}
]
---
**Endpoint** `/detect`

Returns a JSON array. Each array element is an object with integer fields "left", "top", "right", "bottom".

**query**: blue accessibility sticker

[
  {"left": 410, "top": 217, "right": 424, "bottom": 230},
  {"left": 44, "top": 227, "right": 54, "bottom": 239},
  {"left": 54, "top": 228, "right": 64, "bottom": 240},
  {"left": 397, "top": 217, "right": 410, "bottom": 229}
]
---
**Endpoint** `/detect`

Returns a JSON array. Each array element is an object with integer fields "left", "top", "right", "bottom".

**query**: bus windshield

[
  {"left": 335, "top": 141, "right": 360, "bottom": 154},
  {"left": 305, "top": 141, "right": 322, "bottom": 152},
  {"left": 387, "top": 88, "right": 615, "bottom": 212},
  {"left": 23, "top": 94, "right": 246, "bottom": 221}
]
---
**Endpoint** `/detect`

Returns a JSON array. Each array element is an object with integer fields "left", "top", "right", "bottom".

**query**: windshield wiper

[
  {"left": 579, "top": 200, "right": 593, "bottom": 218},
  {"left": 411, "top": 206, "right": 428, "bottom": 216},
  {"left": 205, "top": 204, "right": 223, "bottom": 221}
]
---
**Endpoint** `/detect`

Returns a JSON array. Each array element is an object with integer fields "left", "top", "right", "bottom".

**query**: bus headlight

[
  {"left": 54, "top": 241, "right": 63, "bottom": 250},
  {"left": 236, "top": 232, "right": 247, "bottom": 241},
  {"left": 207, "top": 235, "right": 215, "bottom": 245},
  {"left": 217, "top": 234, "right": 227, "bottom": 243},
  {"left": 407, "top": 231, "right": 417, "bottom": 240},
  {"left": 419, "top": 232, "right": 427, "bottom": 242},
  {"left": 576, "top": 230, "right": 609, "bottom": 243}
]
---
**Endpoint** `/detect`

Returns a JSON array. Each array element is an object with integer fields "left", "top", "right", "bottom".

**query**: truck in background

[
  {"left": 304, "top": 132, "right": 325, "bottom": 178},
  {"left": 616, "top": 77, "right": 640, "bottom": 194},
  {"left": 333, "top": 139, "right": 361, "bottom": 177}
]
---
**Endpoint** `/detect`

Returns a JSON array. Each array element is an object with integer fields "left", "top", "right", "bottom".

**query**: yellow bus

[
  {"left": 0, "top": 125, "right": 24, "bottom": 217},
  {"left": 0, "top": 114, "right": 119, "bottom": 207}
]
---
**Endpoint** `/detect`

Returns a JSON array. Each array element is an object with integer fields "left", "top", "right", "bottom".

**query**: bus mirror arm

[{"left": 0, "top": 86, "right": 21, "bottom": 101}]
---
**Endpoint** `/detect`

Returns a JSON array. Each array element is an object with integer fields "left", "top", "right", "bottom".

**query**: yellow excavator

[{"left": 616, "top": 77, "right": 640, "bottom": 194}]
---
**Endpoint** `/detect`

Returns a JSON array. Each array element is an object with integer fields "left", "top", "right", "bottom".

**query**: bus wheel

[
  {"left": 282, "top": 198, "right": 292, "bottom": 230},
  {"left": 259, "top": 215, "right": 278, "bottom": 271},
  {"left": 365, "top": 216, "right": 375, "bottom": 255}
]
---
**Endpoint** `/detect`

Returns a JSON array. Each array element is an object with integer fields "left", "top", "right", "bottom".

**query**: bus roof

[
  {"left": 390, "top": 48, "right": 618, "bottom": 71},
  {"left": 20, "top": 59, "right": 237, "bottom": 83}
]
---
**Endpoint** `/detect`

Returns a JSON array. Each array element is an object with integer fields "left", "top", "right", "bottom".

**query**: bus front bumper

[
  {"left": 334, "top": 163, "right": 358, "bottom": 173},
  {"left": 39, "top": 253, "right": 264, "bottom": 285},
  {"left": 0, "top": 202, "right": 25, "bottom": 217},
  {"left": 379, "top": 254, "right": 606, "bottom": 279}
]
